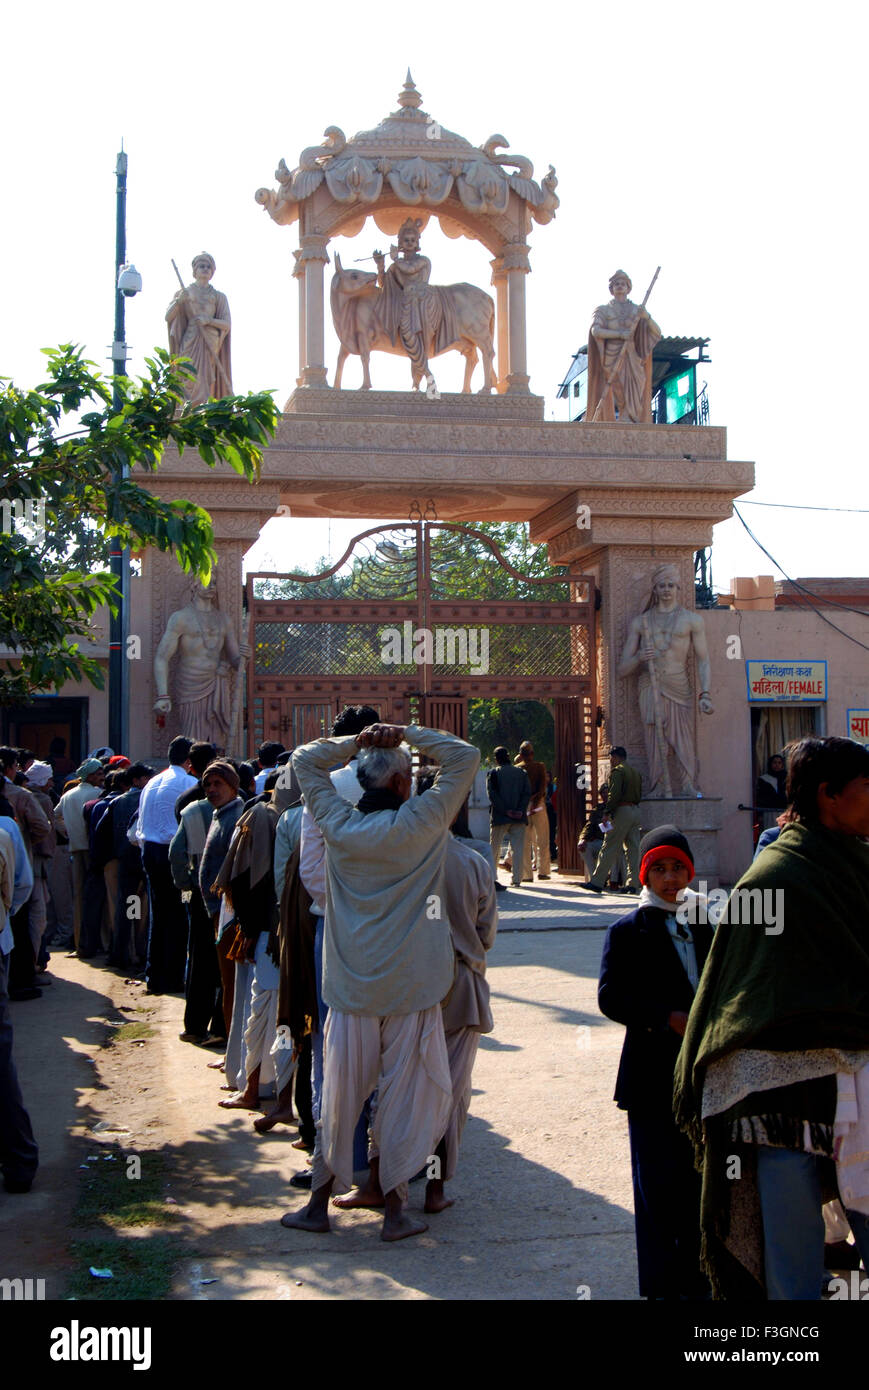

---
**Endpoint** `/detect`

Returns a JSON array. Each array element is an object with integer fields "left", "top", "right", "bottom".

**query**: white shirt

[
  {"left": 299, "top": 761, "right": 365, "bottom": 915},
  {"left": 136, "top": 765, "right": 197, "bottom": 846},
  {"left": 254, "top": 769, "right": 269, "bottom": 795},
  {"left": 665, "top": 913, "right": 700, "bottom": 992},
  {"left": 56, "top": 781, "right": 101, "bottom": 852}
]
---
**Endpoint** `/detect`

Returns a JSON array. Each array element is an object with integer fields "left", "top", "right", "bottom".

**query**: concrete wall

[{"left": 697, "top": 606, "right": 868, "bottom": 884}]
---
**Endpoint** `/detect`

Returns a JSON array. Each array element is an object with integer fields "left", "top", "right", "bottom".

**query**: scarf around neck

[{"left": 355, "top": 786, "right": 405, "bottom": 816}]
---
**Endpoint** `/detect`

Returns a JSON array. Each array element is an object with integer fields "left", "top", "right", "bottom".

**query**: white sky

[{"left": 3, "top": 0, "right": 866, "bottom": 592}]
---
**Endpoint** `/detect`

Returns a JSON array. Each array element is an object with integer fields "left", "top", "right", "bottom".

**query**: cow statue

[{"left": 330, "top": 220, "right": 496, "bottom": 393}]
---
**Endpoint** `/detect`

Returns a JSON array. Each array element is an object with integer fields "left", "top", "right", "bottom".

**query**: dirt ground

[{"left": 2, "top": 888, "right": 641, "bottom": 1301}]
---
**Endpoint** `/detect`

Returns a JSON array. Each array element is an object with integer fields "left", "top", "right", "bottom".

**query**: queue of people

[{"left": 0, "top": 719, "right": 497, "bottom": 1240}]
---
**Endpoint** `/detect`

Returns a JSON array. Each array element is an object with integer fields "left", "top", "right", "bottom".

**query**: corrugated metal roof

[{"left": 557, "top": 336, "right": 710, "bottom": 405}]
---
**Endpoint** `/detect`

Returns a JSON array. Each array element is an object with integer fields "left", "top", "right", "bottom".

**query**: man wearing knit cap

[{"left": 598, "top": 824, "right": 713, "bottom": 1299}]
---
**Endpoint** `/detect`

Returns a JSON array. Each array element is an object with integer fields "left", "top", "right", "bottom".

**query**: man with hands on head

[{"left": 286, "top": 721, "right": 479, "bottom": 1242}]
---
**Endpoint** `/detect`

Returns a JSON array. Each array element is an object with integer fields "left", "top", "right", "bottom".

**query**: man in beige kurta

[
  {"left": 427, "top": 834, "right": 497, "bottom": 1206},
  {"left": 285, "top": 722, "right": 479, "bottom": 1241}
]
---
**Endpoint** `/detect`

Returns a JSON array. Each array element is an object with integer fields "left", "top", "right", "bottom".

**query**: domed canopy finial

[{"left": 398, "top": 69, "right": 423, "bottom": 109}]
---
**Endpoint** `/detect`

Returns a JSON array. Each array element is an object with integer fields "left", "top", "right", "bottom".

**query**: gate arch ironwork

[{"left": 245, "top": 522, "right": 596, "bottom": 871}]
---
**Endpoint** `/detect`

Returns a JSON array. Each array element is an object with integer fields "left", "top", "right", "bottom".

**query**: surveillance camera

[{"left": 117, "top": 263, "right": 142, "bottom": 297}]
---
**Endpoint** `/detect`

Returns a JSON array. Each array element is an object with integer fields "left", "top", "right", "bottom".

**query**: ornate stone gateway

[
  {"left": 245, "top": 523, "right": 596, "bottom": 873},
  {"left": 132, "top": 74, "right": 755, "bottom": 879}
]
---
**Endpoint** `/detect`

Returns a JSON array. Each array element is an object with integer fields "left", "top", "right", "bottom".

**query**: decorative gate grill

[{"left": 246, "top": 523, "right": 596, "bottom": 872}]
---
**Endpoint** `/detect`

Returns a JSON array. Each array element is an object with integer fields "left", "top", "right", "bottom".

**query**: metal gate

[{"left": 245, "top": 523, "right": 596, "bottom": 872}]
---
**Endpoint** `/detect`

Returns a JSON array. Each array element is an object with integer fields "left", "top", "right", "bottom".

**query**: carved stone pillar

[
  {"left": 490, "top": 256, "right": 509, "bottom": 394},
  {"left": 292, "top": 248, "right": 306, "bottom": 390},
  {"left": 503, "top": 242, "right": 530, "bottom": 394},
  {"left": 298, "top": 233, "right": 330, "bottom": 388}
]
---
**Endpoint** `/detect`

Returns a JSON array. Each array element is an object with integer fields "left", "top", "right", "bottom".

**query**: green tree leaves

[{"left": 0, "top": 345, "right": 277, "bottom": 704}]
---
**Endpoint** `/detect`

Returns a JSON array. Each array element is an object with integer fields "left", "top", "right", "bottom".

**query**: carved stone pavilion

[
  {"left": 130, "top": 74, "right": 754, "bottom": 879},
  {"left": 255, "top": 70, "right": 558, "bottom": 396}
]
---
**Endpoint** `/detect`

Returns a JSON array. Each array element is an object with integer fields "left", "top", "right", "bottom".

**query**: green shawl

[{"left": 673, "top": 821, "right": 869, "bottom": 1299}]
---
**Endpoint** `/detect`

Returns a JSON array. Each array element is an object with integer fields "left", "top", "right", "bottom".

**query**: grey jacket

[
  {"left": 293, "top": 725, "right": 480, "bottom": 1017},
  {"left": 199, "top": 797, "right": 244, "bottom": 916}
]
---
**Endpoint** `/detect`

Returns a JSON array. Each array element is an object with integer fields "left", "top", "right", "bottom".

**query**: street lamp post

[{"left": 108, "top": 148, "right": 141, "bottom": 755}]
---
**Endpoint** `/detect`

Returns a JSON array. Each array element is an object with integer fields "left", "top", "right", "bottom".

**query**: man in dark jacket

[
  {"left": 487, "top": 747, "right": 531, "bottom": 889},
  {"left": 515, "top": 740, "right": 550, "bottom": 881},
  {"left": 106, "top": 764, "right": 155, "bottom": 966},
  {"left": 598, "top": 825, "right": 713, "bottom": 1300},
  {"left": 580, "top": 746, "right": 643, "bottom": 894}
]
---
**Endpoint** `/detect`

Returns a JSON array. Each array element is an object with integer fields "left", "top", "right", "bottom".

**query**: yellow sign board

[{"left": 746, "top": 660, "right": 827, "bottom": 703}]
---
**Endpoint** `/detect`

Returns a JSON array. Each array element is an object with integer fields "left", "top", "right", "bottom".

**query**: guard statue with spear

[
  {"left": 588, "top": 268, "right": 662, "bottom": 424},
  {"left": 617, "top": 563, "right": 715, "bottom": 799},
  {"left": 166, "top": 253, "right": 233, "bottom": 406}
]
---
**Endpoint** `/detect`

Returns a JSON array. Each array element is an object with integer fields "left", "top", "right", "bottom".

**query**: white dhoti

[
  {"left": 311, "top": 1005, "right": 452, "bottom": 1199},
  {"left": 442, "top": 1027, "right": 481, "bottom": 1182},
  {"left": 269, "top": 1027, "right": 297, "bottom": 1094},
  {"left": 242, "top": 933, "right": 280, "bottom": 1088}
]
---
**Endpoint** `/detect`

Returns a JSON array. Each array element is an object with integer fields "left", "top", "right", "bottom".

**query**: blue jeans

[
  {"left": 756, "top": 1147, "right": 826, "bottom": 1300},
  {"left": 311, "top": 917, "right": 328, "bottom": 1124},
  {"left": 224, "top": 961, "right": 254, "bottom": 1094}
]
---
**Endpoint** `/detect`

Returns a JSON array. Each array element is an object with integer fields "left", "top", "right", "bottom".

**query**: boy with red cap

[{"left": 598, "top": 825, "right": 713, "bottom": 1299}]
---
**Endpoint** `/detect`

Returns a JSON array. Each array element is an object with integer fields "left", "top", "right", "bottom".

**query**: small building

[{"left": 557, "top": 336, "right": 711, "bottom": 426}]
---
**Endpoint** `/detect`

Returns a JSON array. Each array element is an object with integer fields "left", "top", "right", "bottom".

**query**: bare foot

[
  {"left": 332, "top": 1185, "right": 385, "bottom": 1210},
  {"left": 280, "top": 1208, "right": 330, "bottom": 1233},
  {"left": 206, "top": 1058, "right": 225, "bottom": 1070},
  {"left": 253, "top": 1104, "right": 295, "bottom": 1134},
  {"left": 291, "top": 1137, "right": 313, "bottom": 1152},
  {"left": 424, "top": 1183, "right": 454, "bottom": 1214},
  {"left": 381, "top": 1212, "right": 428, "bottom": 1242},
  {"left": 218, "top": 1092, "right": 260, "bottom": 1109}
]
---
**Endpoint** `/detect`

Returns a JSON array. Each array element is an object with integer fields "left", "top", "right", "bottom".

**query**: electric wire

[
  {"left": 739, "top": 500, "right": 869, "bottom": 513},
  {"left": 731, "top": 506, "right": 869, "bottom": 654}
]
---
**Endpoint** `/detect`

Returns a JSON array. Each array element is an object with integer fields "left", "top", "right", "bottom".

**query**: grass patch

[
  {"left": 66, "top": 1235, "right": 181, "bottom": 1301},
  {"left": 65, "top": 1150, "right": 185, "bottom": 1300},
  {"left": 76, "top": 1149, "right": 179, "bottom": 1229},
  {"left": 103, "top": 1021, "right": 155, "bottom": 1046}
]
